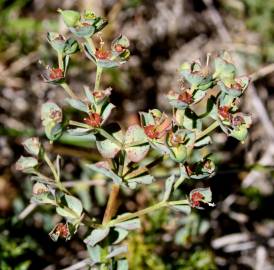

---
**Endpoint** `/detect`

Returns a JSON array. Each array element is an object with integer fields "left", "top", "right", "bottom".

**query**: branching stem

[{"left": 108, "top": 199, "right": 189, "bottom": 227}]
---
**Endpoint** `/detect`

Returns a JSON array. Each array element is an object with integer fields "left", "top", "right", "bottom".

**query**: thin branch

[{"left": 18, "top": 203, "right": 37, "bottom": 220}]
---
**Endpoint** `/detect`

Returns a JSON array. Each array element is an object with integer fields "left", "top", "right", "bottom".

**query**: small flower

[
  {"left": 49, "top": 222, "right": 70, "bottom": 241},
  {"left": 55, "top": 223, "right": 70, "bottom": 238},
  {"left": 95, "top": 48, "right": 110, "bottom": 60},
  {"left": 190, "top": 191, "right": 204, "bottom": 207},
  {"left": 144, "top": 116, "right": 172, "bottom": 140},
  {"left": 93, "top": 87, "right": 112, "bottom": 101},
  {"left": 32, "top": 183, "right": 49, "bottom": 195},
  {"left": 49, "top": 68, "right": 64, "bottom": 80},
  {"left": 218, "top": 106, "right": 231, "bottom": 121},
  {"left": 231, "top": 115, "right": 244, "bottom": 126},
  {"left": 178, "top": 91, "right": 193, "bottom": 104},
  {"left": 144, "top": 125, "right": 159, "bottom": 139},
  {"left": 83, "top": 112, "right": 102, "bottom": 127}
]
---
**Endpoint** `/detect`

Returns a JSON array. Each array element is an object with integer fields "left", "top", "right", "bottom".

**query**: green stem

[
  {"left": 43, "top": 152, "right": 68, "bottom": 193},
  {"left": 196, "top": 121, "right": 219, "bottom": 141},
  {"left": 61, "top": 83, "right": 77, "bottom": 99},
  {"left": 95, "top": 65, "right": 103, "bottom": 90},
  {"left": 58, "top": 52, "right": 63, "bottom": 69},
  {"left": 43, "top": 153, "right": 59, "bottom": 183},
  {"left": 108, "top": 199, "right": 189, "bottom": 227}
]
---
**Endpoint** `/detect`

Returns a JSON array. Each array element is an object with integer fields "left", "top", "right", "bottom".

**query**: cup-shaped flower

[
  {"left": 218, "top": 76, "right": 249, "bottom": 97},
  {"left": 83, "top": 112, "right": 102, "bottom": 128},
  {"left": 84, "top": 35, "right": 130, "bottom": 68},
  {"left": 180, "top": 60, "right": 213, "bottom": 90},
  {"left": 42, "top": 67, "right": 65, "bottom": 84}
]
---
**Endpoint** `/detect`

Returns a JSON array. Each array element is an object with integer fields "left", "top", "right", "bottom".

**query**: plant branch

[
  {"left": 108, "top": 199, "right": 189, "bottom": 226},
  {"left": 102, "top": 184, "right": 120, "bottom": 225},
  {"left": 196, "top": 120, "right": 219, "bottom": 141},
  {"left": 94, "top": 65, "right": 103, "bottom": 90},
  {"left": 61, "top": 83, "right": 77, "bottom": 99}
]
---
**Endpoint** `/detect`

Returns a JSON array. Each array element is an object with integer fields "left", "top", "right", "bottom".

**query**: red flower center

[
  {"left": 144, "top": 125, "right": 159, "bottom": 139},
  {"left": 49, "top": 68, "right": 63, "bottom": 80},
  {"left": 84, "top": 113, "right": 102, "bottom": 128},
  {"left": 56, "top": 223, "right": 69, "bottom": 238},
  {"left": 218, "top": 106, "right": 231, "bottom": 120},
  {"left": 95, "top": 48, "right": 109, "bottom": 60},
  {"left": 191, "top": 192, "right": 204, "bottom": 207},
  {"left": 178, "top": 91, "right": 193, "bottom": 104}
]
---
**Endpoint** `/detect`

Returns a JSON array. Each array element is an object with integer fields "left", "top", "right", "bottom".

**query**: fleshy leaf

[
  {"left": 117, "top": 259, "right": 129, "bottom": 270},
  {"left": 172, "top": 205, "right": 191, "bottom": 215},
  {"left": 115, "top": 218, "right": 141, "bottom": 230},
  {"left": 127, "top": 174, "right": 154, "bottom": 189},
  {"left": 66, "top": 98, "right": 89, "bottom": 113},
  {"left": 96, "top": 124, "right": 123, "bottom": 159},
  {"left": 15, "top": 156, "right": 38, "bottom": 173},
  {"left": 22, "top": 137, "right": 40, "bottom": 156},
  {"left": 84, "top": 227, "right": 110, "bottom": 247},
  {"left": 162, "top": 174, "right": 175, "bottom": 201},
  {"left": 124, "top": 124, "right": 150, "bottom": 162},
  {"left": 106, "top": 245, "right": 128, "bottom": 259},
  {"left": 64, "top": 194, "right": 83, "bottom": 217},
  {"left": 87, "top": 245, "right": 102, "bottom": 263},
  {"left": 113, "top": 228, "right": 129, "bottom": 244},
  {"left": 86, "top": 161, "right": 122, "bottom": 184}
]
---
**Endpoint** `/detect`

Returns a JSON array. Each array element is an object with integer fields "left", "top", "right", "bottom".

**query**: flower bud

[
  {"left": 58, "top": 9, "right": 80, "bottom": 27},
  {"left": 22, "top": 137, "right": 41, "bottom": 156}
]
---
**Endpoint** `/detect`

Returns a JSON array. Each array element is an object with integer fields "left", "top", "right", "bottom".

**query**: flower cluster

[{"left": 15, "top": 9, "right": 251, "bottom": 270}]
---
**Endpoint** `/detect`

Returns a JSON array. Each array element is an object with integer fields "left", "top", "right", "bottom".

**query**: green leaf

[
  {"left": 115, "top": 218, "right": 141, "bottom": 230},
  {"left": 56, "top": 206, "right": 78, "bottom": 220},
  {"left": 139, "top": 112, "right": 155, "bottom": 126},
  {"left": 63, "top": 38, "right": 79, "bottom": 55},
  {"left": 84, "top": 227, "right": 110, "bottom": 247},
  {"left": 64, "top": 194, "right": 83, "bottom": 217},
  {"left": 127, "top": 174, "right": 154, "bottom": 189},
  {"left": 96, "top": 124, "right": 123, "bottom": 159},
  {"left": 194, "top": 136, "right": 212, "bottom": 147},
  {"left": 22, "top": 137, "right": 40, "bottom": 156},
  {"left": 86, "top": 161, "right": 122, "bottom": 184},
  {"left": 172, "top": 205, "right": 191, "bottom": 214},
  {"left": 162, "top": 174, "right": 175, "bottom": 201},
  {"left": 169, "top": 144, "right": 187, "bottom": 163},
  {"left": 101, "top": 103, "right": 115, "bottom": 124},
  {"left": 113, "top": 228, "right": 129, "bottom": 244},
  {"left": 230, "top": 125, "right": 248, "bottom": 142},
  {"left": 87, "top": 245, "right": 102, "bottom": 263},
  {"left": 58, "top": 9, "right": 81, "bottom": 27},
  {"left": 66, "top": 98, "right": 89, "bottom": 113},
  {"left": 117, "top": 259, "right": 129, "bottom": 270},
  {"left": 70, "top": 25, "right": 96, "bottom": 38},
  {"left": 106, "top": 245, "right": 128, "bottom": 259},
  {"left": 124, "top": 124, "right": 150, "bottom": 162},
  {"left": 84, "top": 86, "right": 95, "bottom": 104},
  {"left": 15, "top": 156, "right": 38, "bottom": 173}
]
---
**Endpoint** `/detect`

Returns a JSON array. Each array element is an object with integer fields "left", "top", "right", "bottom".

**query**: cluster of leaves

[{"left": 16, "top": 9, "right": 251, "bottom": 270}]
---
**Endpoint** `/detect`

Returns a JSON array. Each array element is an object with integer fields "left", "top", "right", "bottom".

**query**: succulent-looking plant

[{"left": 16, "top": 9, "right": 251, "bottom": 270}]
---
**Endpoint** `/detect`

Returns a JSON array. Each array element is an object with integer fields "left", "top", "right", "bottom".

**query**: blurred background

[{"left": 1, "top": 0, "right": 274, "bottom": 269}]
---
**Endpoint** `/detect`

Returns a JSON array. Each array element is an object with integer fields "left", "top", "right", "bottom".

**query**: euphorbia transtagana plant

[{"left": 16, "top": 9, "right": 251, "bottom": 269}]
